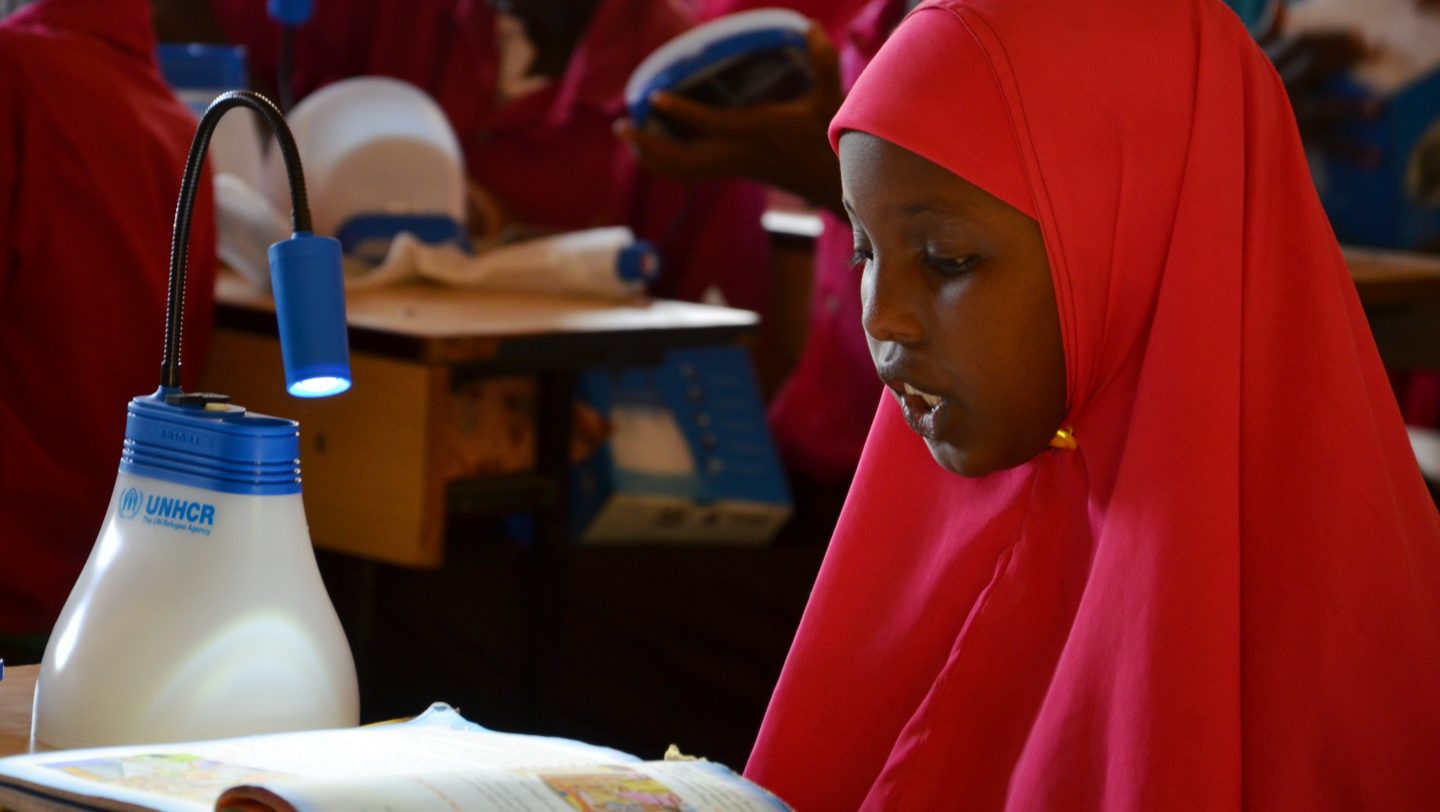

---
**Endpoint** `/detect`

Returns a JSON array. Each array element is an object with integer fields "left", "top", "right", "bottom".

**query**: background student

[{"left": 0, "top": 0, "right": 217, "bottom": 665}]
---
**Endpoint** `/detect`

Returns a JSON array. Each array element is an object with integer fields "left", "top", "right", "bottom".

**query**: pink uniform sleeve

[{"left": 643, "top": 176, "right": 772, "bottom": 314}]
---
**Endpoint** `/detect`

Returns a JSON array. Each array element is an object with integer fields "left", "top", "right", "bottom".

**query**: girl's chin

[
  {"left": 924, "top": 437, "right": 1046, "bottom": 478},
  {"left": 924, "top": 437, "right": 981, "bottom": 477}
]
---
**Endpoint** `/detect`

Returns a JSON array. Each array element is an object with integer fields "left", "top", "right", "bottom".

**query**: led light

[{"left": 289, "top": 376, "right": 350, "bottom": 398}]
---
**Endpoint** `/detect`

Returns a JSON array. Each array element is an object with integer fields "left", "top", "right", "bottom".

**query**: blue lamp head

[{"left": 268, "top": 232, "right": 350, "bottom": 397}]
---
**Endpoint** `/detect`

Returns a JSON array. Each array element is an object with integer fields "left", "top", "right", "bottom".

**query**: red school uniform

[
  {"left": 211, "top": 0, "right": 771, "bottom": 314},
  {"left": 0, "top": 0, "right": 217, "bottom": 634}
]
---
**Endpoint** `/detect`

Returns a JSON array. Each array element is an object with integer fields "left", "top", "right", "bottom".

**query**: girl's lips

[
  {"left": 876, "top": 365, "right": 954, "bottom": 441},
  {"left": 890, "top": 382, "right": 950, "bottom": 441}
]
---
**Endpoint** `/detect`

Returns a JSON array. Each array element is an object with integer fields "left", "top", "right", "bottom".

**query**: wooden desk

[
  {"left": 1346, "top": 247, "right": 1440, "bottom": 307},
  {"left": 0, "top": 667, "right": 35, "bottom": 757},
  {"left": 201, "top": 275, "right": 760, "bottom": 568},
  {"left": 1345, "top": 247, "right": 1440, "bottom": 371}
]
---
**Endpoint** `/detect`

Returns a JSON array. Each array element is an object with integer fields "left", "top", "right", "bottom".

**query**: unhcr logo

[
  {"left": 118, "top": 487, "right": 142, "bottom": 519},
  {"left": 144, "top": 494, "right": 217, "bottom": 527},
  {"left": 116, "top": 486, "right": 217, "bottom": 536}
]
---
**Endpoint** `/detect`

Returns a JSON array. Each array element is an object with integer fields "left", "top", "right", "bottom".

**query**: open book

[{"left": 0, "top": 704, "right": 789, "bottom": 812}]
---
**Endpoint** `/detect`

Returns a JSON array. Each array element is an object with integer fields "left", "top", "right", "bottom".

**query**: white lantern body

[{"left": 31, "top": 396, "right": 359, "bottom": 750}]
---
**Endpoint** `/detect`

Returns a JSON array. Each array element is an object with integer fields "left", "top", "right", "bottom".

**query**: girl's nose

[{"left": 861, "top": 258, "right": 923, "bottom": 346}]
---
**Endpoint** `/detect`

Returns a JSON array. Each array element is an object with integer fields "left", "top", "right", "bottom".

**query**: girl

[
  {"left": 0, "top": 0, "right": 216, "bottom": 664},
  {"left": 745, "top": 0, "right": 1440, "bottom": 808}
]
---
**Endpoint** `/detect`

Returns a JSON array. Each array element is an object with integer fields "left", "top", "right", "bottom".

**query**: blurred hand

[{"left": 614, "top": 23, "right": 847, "bottom": 216}]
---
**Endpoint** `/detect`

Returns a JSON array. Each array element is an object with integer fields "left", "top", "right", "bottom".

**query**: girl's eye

[
  {"left": 849, "top": 248, "right": 873, "bottom": 271},
  {"left": 924, "top": 252, "right": 979, "bottom": 278}
]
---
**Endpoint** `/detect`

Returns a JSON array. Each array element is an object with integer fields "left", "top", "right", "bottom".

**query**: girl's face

[{"left": 840, "top": 131, "right": 1066, "bottom": 477}]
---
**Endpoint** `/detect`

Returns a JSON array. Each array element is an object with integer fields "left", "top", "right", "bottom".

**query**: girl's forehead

[{"left": 840, "top": 132, "right": 1030, "bottom": 228}]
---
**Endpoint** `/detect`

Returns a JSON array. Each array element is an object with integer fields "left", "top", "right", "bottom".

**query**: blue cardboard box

[{"left": 570, "top": 346, "right": 792, "bottom": 544}]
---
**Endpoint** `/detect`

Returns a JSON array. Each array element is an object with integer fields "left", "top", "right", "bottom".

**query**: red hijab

[{"left": 745, "top": 1, "right": 1440, "bottom": 808}]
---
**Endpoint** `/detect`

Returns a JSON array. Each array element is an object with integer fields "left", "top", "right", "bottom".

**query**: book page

[
  {"left": 639, "top": 762, "right": 792, "bottom": 812},
  {"left": 0, "top": 704, "right": 642, "bottom": 812},
  {"left": 219, "top": 760, "right": 791, "bottom": 812}
]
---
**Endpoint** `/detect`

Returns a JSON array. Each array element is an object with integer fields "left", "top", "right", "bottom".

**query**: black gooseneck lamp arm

[{"left": 159, "top": 90, "right": 312, "bottom": 394}]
